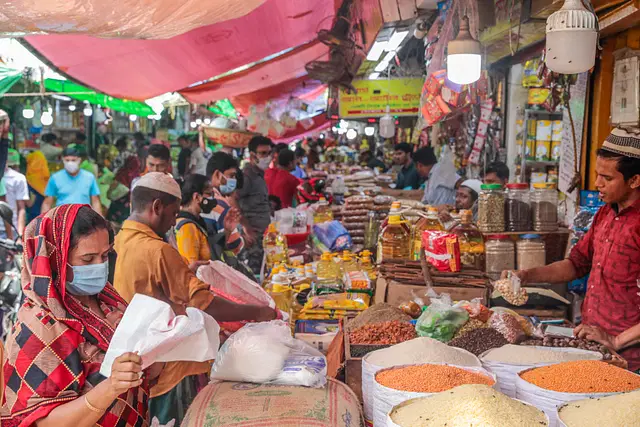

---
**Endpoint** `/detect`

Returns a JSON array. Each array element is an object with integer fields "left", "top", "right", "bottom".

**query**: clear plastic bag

[
  {"left": 210, "top": 320, "right": 327, "bottom": 388},
  {"left": 489, "top": 312, "right": 526, "bottom": 344},
  {"left": 415, "top": 292, "right": 469, "bottom": 342}
]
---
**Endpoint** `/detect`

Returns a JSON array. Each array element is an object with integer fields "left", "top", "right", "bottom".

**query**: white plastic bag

[
  {"left": 210, "top": 320, "right": 327, "bottom": 388},
  {"left": 100, "top": 294, "right": 220, "bottom": 377}
]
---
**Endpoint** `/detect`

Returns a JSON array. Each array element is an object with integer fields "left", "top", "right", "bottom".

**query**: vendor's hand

[
  {"left": 188, "top": 260, "right": 209, "bottom": 273},
  {"left": 501, "top": 269, "right": 528, "bottom": 284},
  {"left": 224, "top": 207, "right": 241, "bottom": 233},
  {"left": 106, "top": 352, "right": 143, "bottom": 398},
  {"left": 574, "top": 324, "right": 618, "bottom": 350},
  {"left": 256, "top": 306, "right": 278, "bottom": 322},
  {"left": 244, "top": 229, "right": 257, "bottom": 246}
]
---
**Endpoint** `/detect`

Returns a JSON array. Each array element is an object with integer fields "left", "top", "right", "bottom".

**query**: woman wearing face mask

[
  {"left": 1, "top": 205, "right": 161, "bottom": 426},
  {"left": 173, "top": 174, "right": 217, "bottom": 264}
]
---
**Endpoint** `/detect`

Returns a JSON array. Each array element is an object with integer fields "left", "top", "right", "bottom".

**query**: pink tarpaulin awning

[
  {"left": 24, "top": 0, "right": 338, "bottom": 100},
  {"left": 180, "top": 41, "right": 328, "bottom": 105},
  {"left": 0, "top": 0, "right": 265, "bottom": 39},
  {"left": 273, "top": 114, "right": 331, "bottom": 143},
  {"left": 230, "top": 75, "right": 326, "bottom": 116}
]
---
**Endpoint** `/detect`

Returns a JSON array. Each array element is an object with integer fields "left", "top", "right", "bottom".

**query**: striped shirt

[{"left": 201, "top": 187, "right": 244, "bottom": 255}]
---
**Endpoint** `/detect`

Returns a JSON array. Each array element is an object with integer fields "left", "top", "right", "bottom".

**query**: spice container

[
  {"left": 505, "top": 183, "right": 531, "bottom": 232},
  {"left": 485, "top": 235, "right": 515, "bottom": 279},
  {"left": 516, "top": 234, "right": 546, "bottom": 270},
  {"left": 531, "top": 183, "right": 558, "bottom": 231},
  {"left": 478, "top": 184, "right": 505, "bottom": 233}
]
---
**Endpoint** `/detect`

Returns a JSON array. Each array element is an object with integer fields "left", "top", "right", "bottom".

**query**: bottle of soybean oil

[
  {"left": 378, "top": 214, "right": 411, "bottom": 262},
  {"left": 412, "top": 206, "right": 444, "bottom": 260},
  {"left": 263, "top": 223, "right": 289, "bottom": 271}
]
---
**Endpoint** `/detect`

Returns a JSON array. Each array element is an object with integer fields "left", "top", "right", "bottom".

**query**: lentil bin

[
  {"left": 558, "top": 389, "right": 640, "bottom": 427},
  {"left": 375, "top": 364, "right": 494, "bottom": 393},
  {"left": 389, "top": 384, "right": 548, "bottom": 427},
  {"left": 520, "top": 360, "right": 640, "bottom": 393},
  {"left": 349, "top": 320, "right": 417, "bottom": 345}
]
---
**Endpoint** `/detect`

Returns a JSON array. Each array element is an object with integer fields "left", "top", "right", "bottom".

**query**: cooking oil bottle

[
  {"left": 359, "top": 250, "right": 376, "bottom": 279},
  {"left": 378, "top": 214, "right": 411, "bottom": 261},
  {"left": 452, "top": 209, "right": 486, "bottom": 270},
  {"left": 313, "top": 196, "right": 333, "bottom": 223},
  {"left": 316, "top": 252, "right": 339, "bottom": 284},
  {"left": 412, "top": 206, "right": 444, "bottom": 260},
  {"left": 264, "top": 223, "right": 289, "bottom": 271},
  {"left": 341, "top": 253, "right": 358, "bottom": 273}
]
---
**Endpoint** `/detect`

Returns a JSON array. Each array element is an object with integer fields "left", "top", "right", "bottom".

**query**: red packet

[
  {"left": 425, "top": 70, "right": 446, "bottom": 96},
  {"left": 422, "top": 231, "right": 461, "bottom": 272}
]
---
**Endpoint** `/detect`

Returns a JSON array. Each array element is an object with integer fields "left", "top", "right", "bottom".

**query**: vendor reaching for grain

[
  {"left": 114, "top": 172, "right": 277, "bottom": 425},
  {"left": 505, "top": 128, "right": 640, "bottom": 371}
]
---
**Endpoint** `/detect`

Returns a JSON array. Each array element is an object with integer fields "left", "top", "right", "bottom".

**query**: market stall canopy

[
  {"left": 180, "top": 41, "right": 329, "bottom": 105},
  {"left": 0, "top": 66, "right": 22, "bottom": 96},
  {"left": 43, "top": 79, "right": 154, "bottom": 116},
  {"left": 0, "top": 0, "right": 265, "bottom": 39},
  {"left": 273, "top": 113, "right": 330, "bottom": 144},
  {"left": 202, "top": 126, "right": 260, "bottom": 149},
  {"left": 230, "top": 76, "right": 327, "bottom": 117},
  {"left": 23, "top": 0, "right": 339, "bottom": 100}
]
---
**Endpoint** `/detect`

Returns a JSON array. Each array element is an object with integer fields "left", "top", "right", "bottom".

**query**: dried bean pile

[
  {"left": 452, "top": 319, "right": 488, "bottom": 340},
  {"left": 347, "top": 303, "right": 411, "bottom": 331},
  {"left": 349, "top": 320, "right": 417, "bottom": 345},
  {"left": 376, "top": 364, "right": 494, "bottom": 393},
  {"left": 521, "top": 337, "right": 613, "bottom": 360},
  {"left": 449, "top": 328, "right": 509, "bottom": 356},
  {"left": 521, "top": 360, "right": 640, "bottom": 393}
]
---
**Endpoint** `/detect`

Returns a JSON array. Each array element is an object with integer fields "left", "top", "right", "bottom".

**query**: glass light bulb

[
  {"left": 447, "top": 54, "right": 482, "bottom": 85},
  {"left": 83, "top": 106, "right": 93, "bottom": 117},
  {"left": 40, "top": 112, "right": 53, "bottom": 126},
  {"left": 129, "top": 114, "right": 137, "bottom": 122},
  {"left": 22, "top": 108, "right": 35, "bottom": 119},
  {"left": 346, "top": 129, "right": 358, "bottom": 140},
  {"left": 195, "top": 118, "right": 203, "bottom": 125},
  {"left": 364, "top": 126, "right": 375, "bottom": 136},
  {"left": 204, "top": 118, "right": 211, "bottom": 125},
  {"left": 190, "top": 121, "right": 197, "bottom": 128},
  {"left": 69, "top": 105, "right": 76, "bottom": 111}
]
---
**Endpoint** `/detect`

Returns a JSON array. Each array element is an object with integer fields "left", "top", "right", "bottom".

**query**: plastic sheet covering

[
  {"left": 24, "top": 0, "right": 339, "bottom": 100},
  {"left": 0, "top": 0, "right": 265, "bottom": 39}
]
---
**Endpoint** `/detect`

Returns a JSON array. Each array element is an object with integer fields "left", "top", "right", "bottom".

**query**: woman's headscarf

[
  {"left": 114, "top": 154, "right": 141, "bottom": 189},
  {"left": 1, "top": 205, "right": 149, "bottom": 427},
  {"left": 25, "top": 151, "right": 50, "bottom": 196}
]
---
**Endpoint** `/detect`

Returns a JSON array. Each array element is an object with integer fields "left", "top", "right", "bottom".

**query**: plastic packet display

[
  {"left": 415, "top": 292, "right": 469, "bottom": 342},
  {"left": 312, "top": 220, "right": 352, "bottom": 252},
  {"left": 422, "top": 231, "right": 461, "bottom": 272}
]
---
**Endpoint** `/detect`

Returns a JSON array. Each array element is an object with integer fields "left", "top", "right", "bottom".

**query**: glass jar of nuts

[{"left": 478, "top": 184, "right": 505, "bottom": 233}]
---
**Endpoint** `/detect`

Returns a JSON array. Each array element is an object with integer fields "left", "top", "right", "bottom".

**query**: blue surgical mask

[
  {"left": 302, "top": 157, "right": 308, "bottom": 165},
  {"left": 220, "top": 177, "right": 237, "bottom": 195},
  {"left": 66, "top": 261, "right": 109, "bottom": 296}
]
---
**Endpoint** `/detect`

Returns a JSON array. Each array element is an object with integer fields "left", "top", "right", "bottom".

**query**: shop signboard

[{"left": 338, "top": 78, "right": 422, "bottom": 118}]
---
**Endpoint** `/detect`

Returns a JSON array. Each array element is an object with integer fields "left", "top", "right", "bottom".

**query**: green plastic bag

[{"left": 415, "top": 293, "right": 469, "bottom": 342}]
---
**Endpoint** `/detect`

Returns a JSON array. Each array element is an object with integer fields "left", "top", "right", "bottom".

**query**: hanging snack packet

[{"left": 422, "top": 231, "right": 461, "bottom": 272}]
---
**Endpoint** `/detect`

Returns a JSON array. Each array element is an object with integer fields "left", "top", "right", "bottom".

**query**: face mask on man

[
  {"left": 220, "top": 176, "right": 237, "bottom": 195},
  {"left": 66, "top": 261, "right": 109, "bottom": 296},
  {"left": 257, "top": 155, "right": 272, "bottom": 171},
  {"left": 200, "top": 196, "right": 217, "bottom": 214},
  {"left": 64, "top": 160, "right": 80, "bottom": 174},
  {"left": 302, "top": 157, "right": 308, "bottom": 166}
]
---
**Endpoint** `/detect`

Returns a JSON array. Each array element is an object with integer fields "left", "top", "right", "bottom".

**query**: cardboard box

[{"left": 377, "top": 277, "right": 489, "bottom": 307}]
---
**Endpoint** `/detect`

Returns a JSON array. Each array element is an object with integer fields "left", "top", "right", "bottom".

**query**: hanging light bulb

[
  {"left": 346, "top": 129, "right": 358, "bottom": 140},
  {"left": 379, "top": 106, "right": 395, "bottom": 139},
  {"left": 447, "top": 15, "right": 482, "bottom": 85},
  {"left": 364, "top": 126, "right": 375, "bottom": 136},
  {"left": 40, "top": 111, "right": 53, "bottom": 126},
  {"left": 190, "top": 121, "right": 197, "bottom": 128},
  {"left": 129, "top": 114, "right": 138, "bottom": 122},
  {"left": 83, "top": 103, "right": 93, "bottom": 117},
  {"left": 22, "top": 101, "right": 34, "bottom": 119},
  {"left": 195, "top": 118, "right": 203, "bottom": 125},
  {"left": 545, "top": 0, "right": 598, "bottom": 74},
  {"left": 68, "top": 104, "right": 76, "bottom": 112},
  {"left": 203, "top": 118, "right": 211, "bottom": 125}
]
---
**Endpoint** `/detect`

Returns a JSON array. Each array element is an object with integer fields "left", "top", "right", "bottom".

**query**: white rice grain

[
  {"left": 558, "top": 390, "right": 640, "bottom": 427},
  {"left": 367, "top": 337, "right": 481, "bottom": 368}
]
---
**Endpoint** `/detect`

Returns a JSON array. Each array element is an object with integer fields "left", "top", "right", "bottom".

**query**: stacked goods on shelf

[
  {"left": 343, "top": 170, "right": 378, "bottom": 193},
  {"left": 388, "top": 384, "right": 549, "bottom": 427},
  {"left": 333, "top": 195, "right": 391, "bottom": 247}
]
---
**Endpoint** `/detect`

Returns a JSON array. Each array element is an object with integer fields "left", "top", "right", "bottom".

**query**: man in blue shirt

[
  {"left": 393, "top": 143, "right": 421, "bottom": 190},
  {"left": 414, "top": 146, "right": 460, "bottom": 206},
  {"left": 291, "top": 147, "right": 308, "bottom": 179},
  {"left": 41, "top": 145, "right": 101, "bottom": 214}
]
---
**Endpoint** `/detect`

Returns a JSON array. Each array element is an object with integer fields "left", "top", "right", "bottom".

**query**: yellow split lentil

[
  {"left": 520, "top": 360, "right": 640, "bottom": 393},
  {"left": 375, "top": 364, "right": 494, "bottom": 393}
]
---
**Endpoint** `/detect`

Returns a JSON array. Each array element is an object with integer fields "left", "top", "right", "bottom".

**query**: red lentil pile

[
  {"left": 520, "top": 360, "right": 640, "bottom": 393},
  {"left": 376, "top": 364, "right": 495, "bottom": 393},
  {"left": 349, "top": 320, "right": 417, "bottom": 345}
]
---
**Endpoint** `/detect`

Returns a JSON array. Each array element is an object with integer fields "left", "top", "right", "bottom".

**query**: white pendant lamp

[
  {"left": 22, "top": 102, "right": 34, "bottom": 119},
  {"left": 83, "top": 103, "right": 93, "bottom": 117},
  {"left": 40, "top": 111, "right": 53, "bottom": 126},
  {"left": 447, "top": 15, "right": 482, "bottom": 85},
  {"left": 545, "top": 0, "right": 598, "bottom": 74},
  {"left": 379, "top": 106, "right": 395, "bottom": 139}
]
